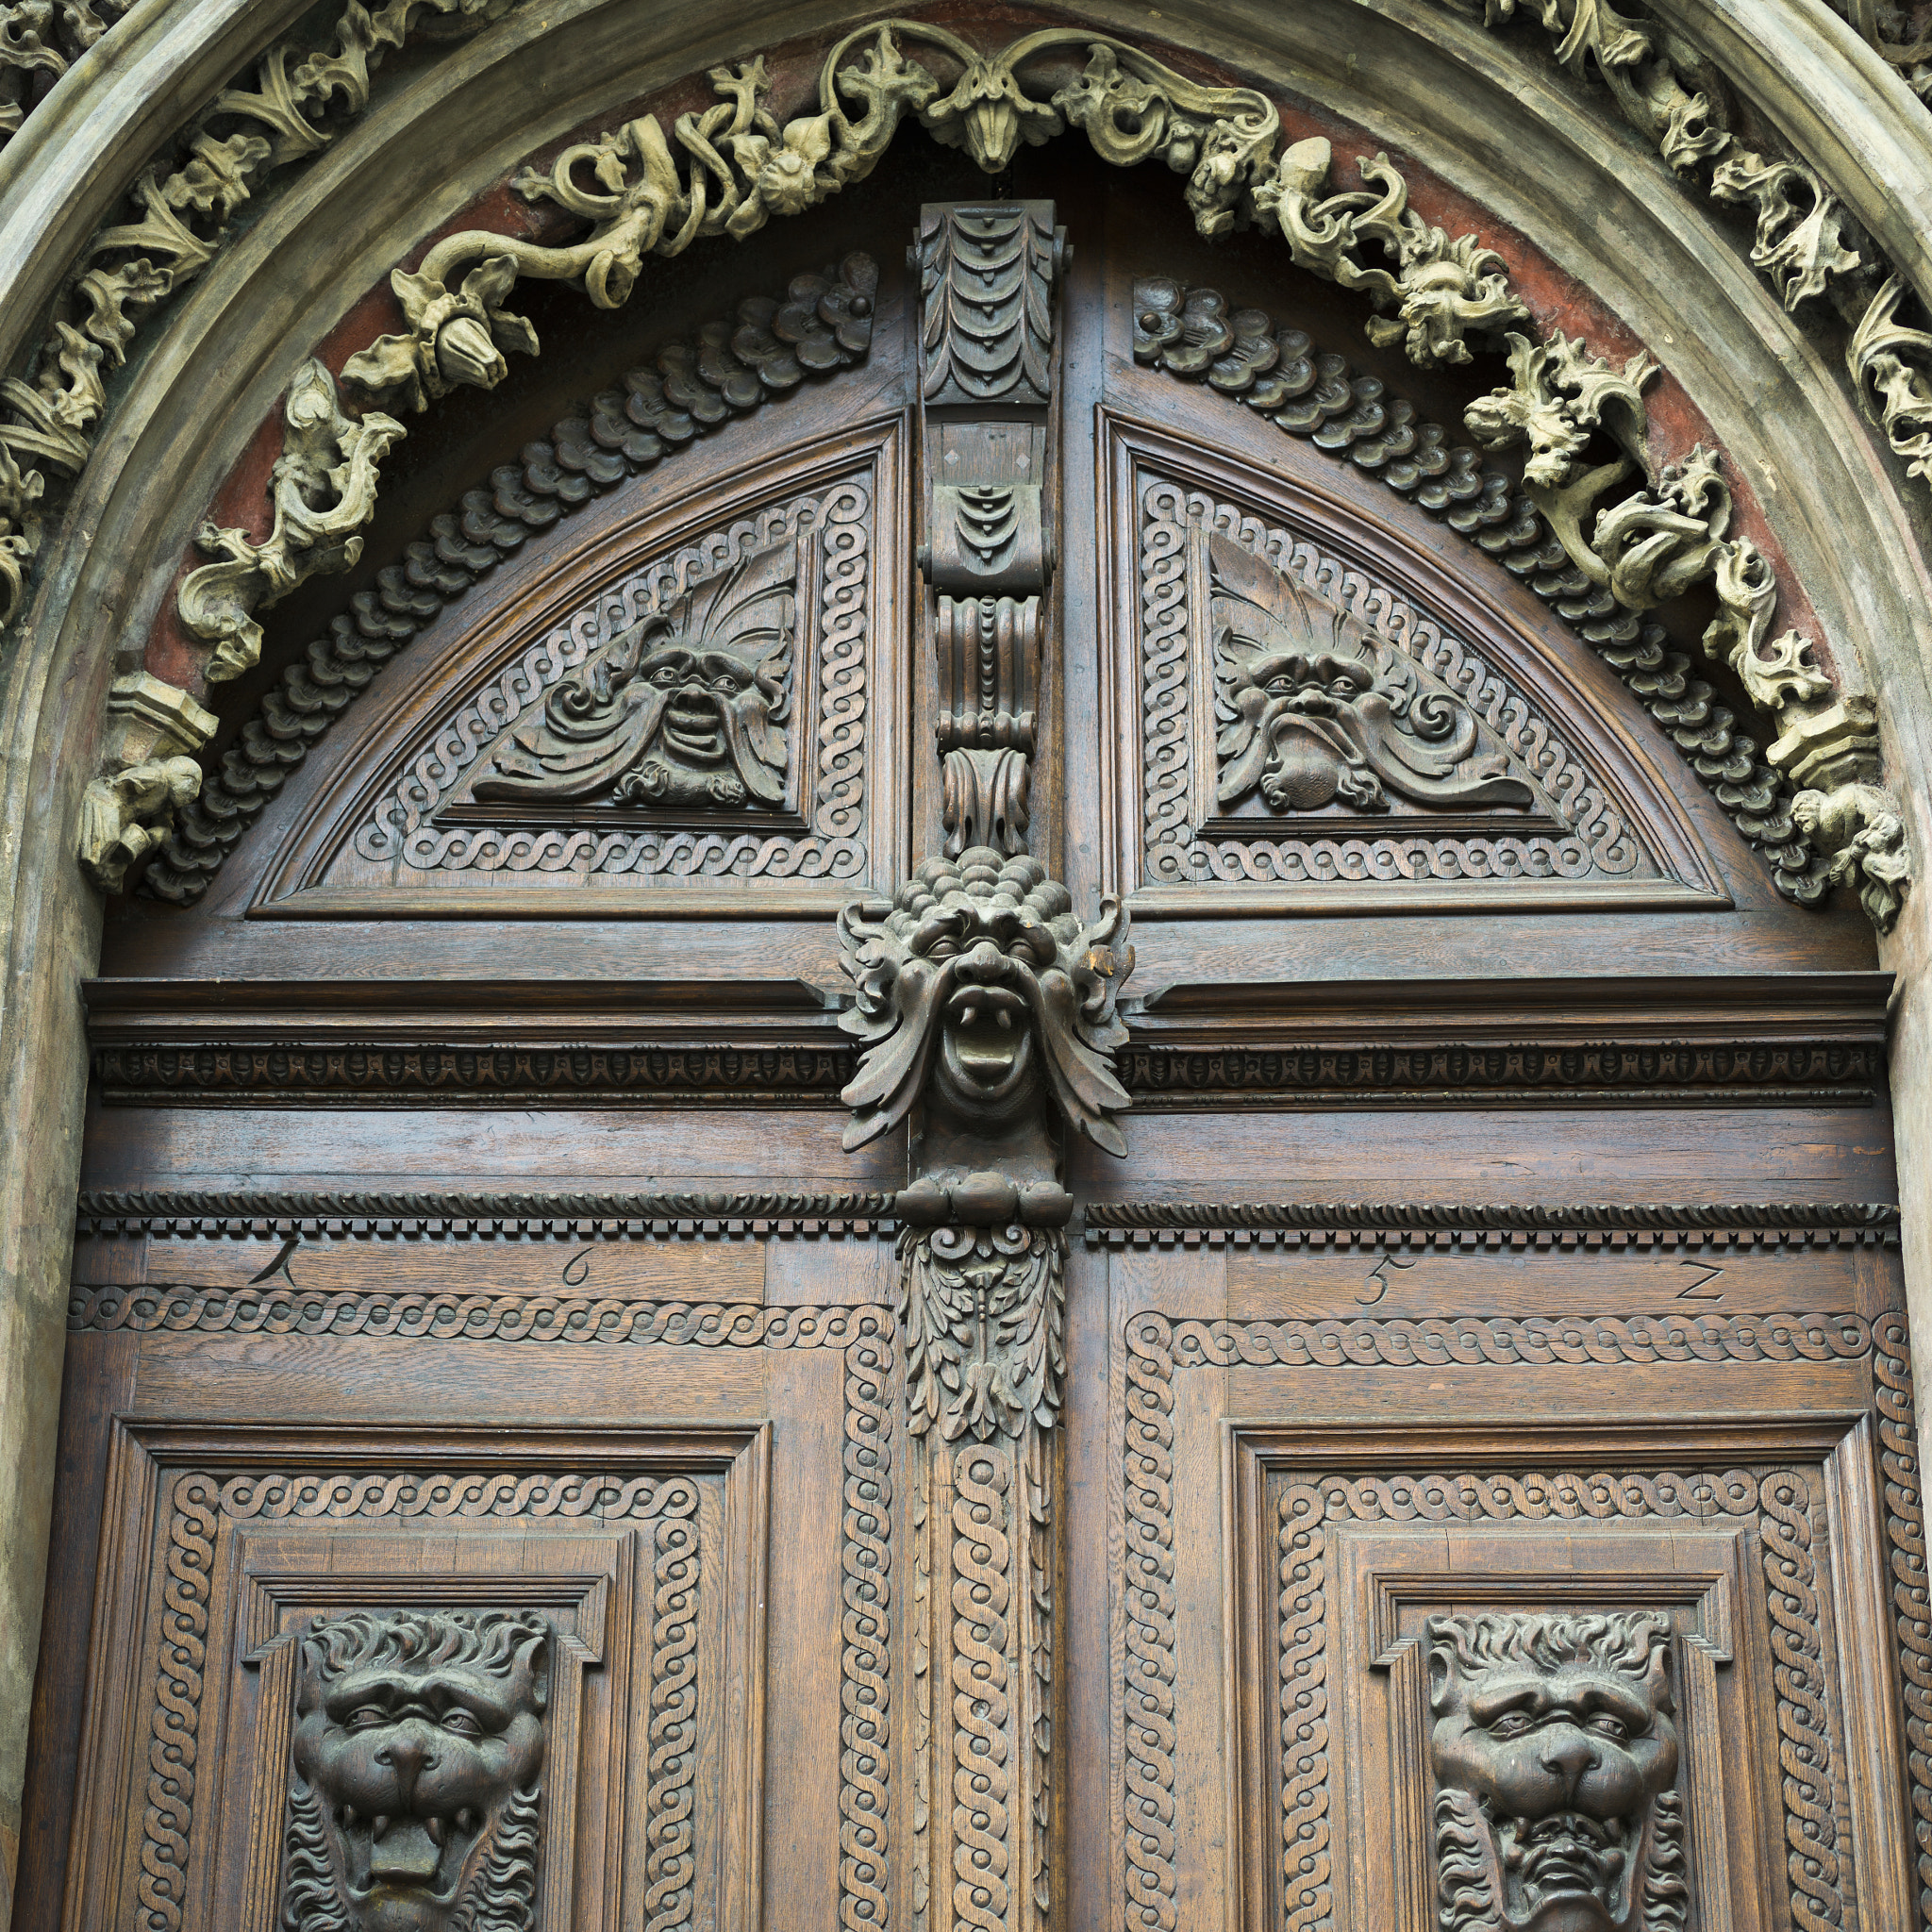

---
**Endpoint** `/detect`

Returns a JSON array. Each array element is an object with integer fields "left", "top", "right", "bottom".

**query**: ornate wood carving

[
  {"left": 1137, "top": 479, "right": 1680, "bottom": 898},
  {"left": 333, "top": 478, "right": 874, "bottom": 892},
  {"left": 142, "top": 255, "right": 877, "bottom": 905},
  {"left": 917, "top": 201, "right": 1062, "bottom": 860},
  {"left": 837, "top": 851, "right": 1133, "bottom": 1156},
  {"left": 1422, "top": 1611, "right": 1685, "bottom": 1932},
  {"left": 285, "top": 1608, "right": 552, "bottom": 1931},
  {"left": 1125, "top": 1315, "right": 1852, "bottom": 1932},
  {"left": 454, "top": 535, "right": 799, "bottom": 814},
  {"left": 1206, "top": 532, "right": 1534, "bottom": 816},
  {"left": 1129, "top": 280, "right": 1832, "bottom": 906}
]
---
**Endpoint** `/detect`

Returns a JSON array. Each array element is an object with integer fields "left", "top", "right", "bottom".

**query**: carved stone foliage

[
  {"left": 1129, "top": 281, "right": 1825, "bottom": 908},
  {"left": 1208, "top": 533, "right": 1534, "bottom": 816},
  {"left": 1426, "top": 1613, "right": 1685, "bottom": 1932},
  {"left": 286, "top": 1608, "right": 550, "bottom": 1931},
  {"left": 0, "top": 0, "right": 509, "bottom": 633},
  {"left": 1140, "top": 482, "right": 1667, "bottom": 895},
  {"left": 350, "top": 25, "right": 1517, "bottom": 429},
  {"left": 455, "top": 538, "right": 796, "bottom": 813},
  {"left": 337, "top": 482, "right": 872, "bottom": 891},
  {"left": 178, "top": 360, "right": 405, "bottom": 683},
  {"left": 141, "top": 256, "right": 875, "bottom": 906},
  {"left": 1464, "top": 324, "right": 1912, "bottom": 929},
  {"left": 837, "top": 848, "right": 1133, "bottom": 1156},
  {"left": 0, "top": 0, "right": 132, "bottom": 147}
]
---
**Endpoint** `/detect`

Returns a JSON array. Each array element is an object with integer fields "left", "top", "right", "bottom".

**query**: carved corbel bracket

[
  {"left": 77, "top": 671, "right": 217, "bottom": 891},
  {"left": 176, "top": 359, "right": 405, "bottom": 683}
]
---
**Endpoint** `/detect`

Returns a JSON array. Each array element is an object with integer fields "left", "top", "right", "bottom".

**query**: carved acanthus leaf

[
  {"left": 896, "top": 1195, "right": 1067, "bottom": 1441},
  {"left": 1848, "top": 275, "right": 1932, "bottom": 482},
  {"left": 176, "top": 359, "right": 404, "bottom": 682},
  {"left": 1709, "top": 150, "right": 1863, "bottom": 311},
  {"left": 1465, "top": 329, "right": 1656, "bottom": 487}
]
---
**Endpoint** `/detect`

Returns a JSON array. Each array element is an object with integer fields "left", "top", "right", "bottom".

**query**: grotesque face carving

[
  {"left": 838, "top": 848, "right": 1133, "bottom": 1154},
  {"left": 467, "top": 539, "right": 793, "bottom": 811},
  {"left": 1208, "top": 533, "right": 1534, "bottom": 816},
  {"left": 1427, "top": 1613, "right": 1684, "bottom": 1932},
  {"left": 285, "top": 1609, "right": 550, "bottom": 1932}
]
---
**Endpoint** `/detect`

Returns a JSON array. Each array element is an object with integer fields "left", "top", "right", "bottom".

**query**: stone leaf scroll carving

[
  {"left": 1467, "top": 329, "right": 1912, "bottom": 930},
  {"left": 1426, "top": 1612, "right": 1687, "bottom": 1932},
  {"left": 1208, "top": 532, "right": 1535, "bottom": 817},
  {"left": 285, "top": 1607, "right": 551, "bottom": 1932},
  {"left": 454, "top": 536, "right": 796, "bottom": 814}
]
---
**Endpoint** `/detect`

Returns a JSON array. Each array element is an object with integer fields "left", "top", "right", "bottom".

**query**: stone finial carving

[
  {"left": 837, "top": 849, "right": 1133, "bottom": 1156},
  {"left": 1427, "top": 1612, "right": 1685, "bottom": 1932},
  {"left": 177, "top": 359, "right": 404, "bottom": 682},
  {"left": 1208, "top": 533, "right": 1535, "bottom": 815},
  {"left": 285, "top": 1608, "right": 550, "bottom": 1932},
  {"left": 458, "top": 537, "right": 795, "bottom": 811}
]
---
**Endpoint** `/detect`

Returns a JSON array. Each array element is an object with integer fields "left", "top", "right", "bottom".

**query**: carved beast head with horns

[{"left": 837, "top": 848, "right": 1134, "bottom": 1154}]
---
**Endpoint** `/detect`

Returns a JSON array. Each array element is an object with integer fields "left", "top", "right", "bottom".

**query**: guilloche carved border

[{"left": 1117, "top": 1309, "right": 1924, "bottom": 1932}]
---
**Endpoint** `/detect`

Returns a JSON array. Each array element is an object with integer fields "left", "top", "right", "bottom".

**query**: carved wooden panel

[
  {"left": 1099, "top": 415, "right": 1729, "bottom": 914},
  {"left": 58, "top": 1423, "right": 768, "bottom": 1932},
  {"left": 251, "top": 421, "right": 905, "bottom": 917},
  {"left": 1105, "top": 1234, "right": 1923, "bottom": 1932}
]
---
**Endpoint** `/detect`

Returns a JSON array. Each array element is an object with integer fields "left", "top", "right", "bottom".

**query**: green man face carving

[
  {"left": 1427, "top": 1612, "right": 1685, "bottom": 1932},
  {"left": 285, "top": 1609, "right": 549, "bottom": 1932}
]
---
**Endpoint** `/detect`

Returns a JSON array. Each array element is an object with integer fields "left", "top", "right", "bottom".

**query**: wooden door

[{"left": 15, "top": 135, "right": 1924, "bottom": 1932}]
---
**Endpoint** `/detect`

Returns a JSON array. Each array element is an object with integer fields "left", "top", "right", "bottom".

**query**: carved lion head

[
  {"left": 837, "top": 848, "right": 1133, "bottom": 1154},
  {"left": 284, "top": 1608, "right": 550, "bottom": 1932},
  {"left": 1427, "top": 1612, "right": 1685, "bottom": 1932}
]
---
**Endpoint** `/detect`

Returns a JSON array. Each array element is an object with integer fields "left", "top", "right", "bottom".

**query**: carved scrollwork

[
  {"left": 176, "top": 360, "right": 405, "bottom": 683},
  {"left": 286, "top": 1608, "right": 550, "bottom": 1932},
  {"left": 456, "top": 537, "right": 796, "bottom": 813},
  {"left": 0, "top": 0, "right": 510, "bottom": 636},
  {"left": 1207, "top": 532, "right": 1535, "bottom": 816},
  {"left": 1427, "top": 1612, "right": 1687, "bottom": 1932},
  {"left": 837, "top": 848, "right": 1133, "bottom": 1156}
]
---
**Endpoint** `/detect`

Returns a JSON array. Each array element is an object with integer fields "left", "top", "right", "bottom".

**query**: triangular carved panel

[
  {"left": 1117, "top": 432, "right": 1728, "bottom": 912},
  {"left": 254, "top": 426, "right": 902, "bottom": 917}
]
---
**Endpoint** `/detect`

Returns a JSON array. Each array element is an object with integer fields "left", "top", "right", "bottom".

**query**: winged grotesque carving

[
  {"left": 468, "top": 540, "right": 795, "bottom": 809},
  {"left": 1208, "top": 533, "right": 1534, "bottom": 816},
  {"left": 1427, "top": 1611, "right": 1686, "bottom": 1932},
  {"left": 837, "top": 849, "right": 1133, "bottom": 1155}
]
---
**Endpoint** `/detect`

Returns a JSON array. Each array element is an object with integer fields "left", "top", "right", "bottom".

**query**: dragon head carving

[{"left": 837, "top": 849, "right": 1133, "bottom": 1155}]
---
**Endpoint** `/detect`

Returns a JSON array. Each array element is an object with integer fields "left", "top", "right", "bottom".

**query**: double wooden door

[{"left": 14, "top": 144, "right": 1924, "bottom": 1932}]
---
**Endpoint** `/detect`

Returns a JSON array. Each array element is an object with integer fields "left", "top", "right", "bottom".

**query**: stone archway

[{"left": 5, "top": 2, "right": 1932, "bottom": 1918}]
